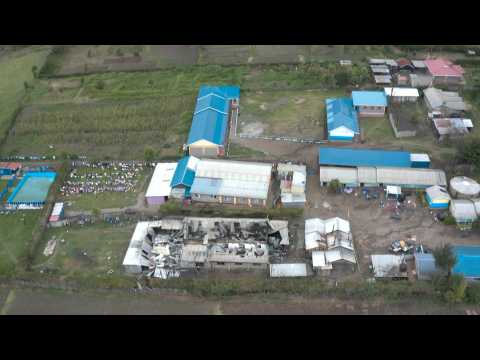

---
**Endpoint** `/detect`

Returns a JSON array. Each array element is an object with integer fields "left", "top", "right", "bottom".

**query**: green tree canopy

[{"left": 433, "top": 243, "right": 457, "bottom": 277}]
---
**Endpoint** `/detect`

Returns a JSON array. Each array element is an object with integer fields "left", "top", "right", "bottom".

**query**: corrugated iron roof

[
  {"left": 453, "top": 246, "right": 480, "bottom": 279},
  {"left": 170, "top": 156, "right": 198, "bottom": 188},
  {"left": 146, "top": 163, "right": 177, "bottom": 198},
  {"left": 319, "top": 147, "right": 411, "bottom": 168},
  {"left": 270, "top": 263, "right": 308, "bottom": 277},
  {"left": 325, "top": 98, "right": 359, "bottom": 134},
  {"left": 352, "top": 91, "right": 387, "bottom": 107}
]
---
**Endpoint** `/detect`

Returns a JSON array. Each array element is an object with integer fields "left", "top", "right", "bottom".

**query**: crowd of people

[{"left": 61, "top": 161, "right": 145, "bottom": 196}]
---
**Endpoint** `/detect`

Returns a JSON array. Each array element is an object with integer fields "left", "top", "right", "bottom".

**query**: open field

[
  {"left": 0, "top": 47, "right": 50, "bottom": 146},
  {"left": 3, "top": 98, "right": 192, "bottom": 160},
  {"left": 239, "top": 89, "right": 345, "bottom": 139},
  {"left": 40, "top": 45, "right": 403, "bottom": 77},
  {"left": 32, "top": 222, "right": 135, "bottom": 281},
  {"left": 0, "top": 211, "right": 42, "bottom": 276}
]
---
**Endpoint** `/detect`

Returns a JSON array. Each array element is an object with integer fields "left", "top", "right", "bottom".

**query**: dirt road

[{"left": 1, "top": 286, "right": 478, "bottom": 315}]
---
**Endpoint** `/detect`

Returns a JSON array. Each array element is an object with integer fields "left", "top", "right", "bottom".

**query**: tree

[
  {"left": 334, "top": 71, "right": 352, "bottom": 87},
  {"left": 433, "top": 243, "right": 457, "bottom": 278},
  {"left": 443, "top": 274, "right": 467, "bottom": 304},
  {"left": 95, "top": 80, "right": 105, "bottom": 90},
  {"left": 144, "top": 146, "right": 156, "bottom": 162},
  {"left": 328, "top": 179, "right": 342, "bottom": 194},
  {"left": 23, "top": 81, "right": 29, "bottom": 91}
]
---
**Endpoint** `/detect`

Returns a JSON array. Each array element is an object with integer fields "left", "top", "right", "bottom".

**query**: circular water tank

[{"left": 449, "top": 176, "right": 480, "bottom": 199}]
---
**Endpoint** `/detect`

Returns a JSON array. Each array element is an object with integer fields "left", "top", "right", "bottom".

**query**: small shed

[
  {"left": 371, "top": 254, "right": 408, "bottom": 278},
  {"left": 410, "top": 153, "right": 430, "bottom": 168},
  {"left": 384, "top": 87, "right": 420, "bottom": 103},
  {"left": 425, "top": 185, "right": 451, "bottom": 209},
  {"left": 450, "top": 200, "right": 478, "bottom": 224},
  {"left": 414, "top": 253, "right": 439, "bottom": 280},
  {"left": 269, "top": 263, "right": 308, "bottom": 278},
  {"left": 374, "top": 75, "right": 392, "bottom": 85},
  {"left": 351, "top": 91, "right": 388, "bottom": 117},
  {"left": 385, "top": 185, "right": 402, "bottom": 199}
]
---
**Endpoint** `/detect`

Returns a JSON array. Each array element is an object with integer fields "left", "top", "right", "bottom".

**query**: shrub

[
  {"left": 328, "top": 179, "right": 342, "bottom": 194},
  {"left": 95, "top": 80, "right": 105, "bottom": 90},
  {"left": 443, "top": 274, "right": 467, "bottom": 304},
  {"left": 466, "top": 283, "right": 480, "bottom": 304},
  {"left": 442, "top": 215, "right": 456, "bottom": 226}
]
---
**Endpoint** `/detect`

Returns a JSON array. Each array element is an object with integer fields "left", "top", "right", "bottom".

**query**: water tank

[{"left": 449, "top": 176, "right": 480, "bottom": 199}]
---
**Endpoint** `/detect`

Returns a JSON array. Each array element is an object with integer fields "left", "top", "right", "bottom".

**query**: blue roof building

[
  {"left": 453, "top": 246, "right": 480, "bottom": 279},
  {"left": 352, "top": 91, "right": 388, "bottom": 107},
  {"left": 319, "top": 147, "right": 412, "bottom": 168},
  {"left": 186, "top": 85, "right": 240, "bottom": 157},
  {"left": 187, "top": 111, "right": 229, "bottom": 146},
  {"left": 351, "top": 91, "right": 388, "bottom": 117},
  {"left": 325, "top": 98, "right": 359, "bottom": 141},
  {"left": 170, "top": 156, "right": 199, "bottom": 190}
]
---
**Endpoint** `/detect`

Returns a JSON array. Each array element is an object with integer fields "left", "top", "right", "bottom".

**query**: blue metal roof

[
  {"left": 326, "top": 98, "right": 359, "bottom": 133},
  {"left": 190, "top": 177, "right": 223, "bottom": 196},
  {"left": 415, "top": 253, "right": 439, "bottom": 280},
  {"left": 319, "top": 147, "right": 412, "bottom": 167},
  {"left": 352, "top": 91, "right": 387, "bottom": 107},
  {"left": 186, "top": 85, "right": 240, "bottom": 146},
  {"left": 453, "top": 246, "right": 480, "bottom": 279},
  {"left": 187, "top": 110, "right": 228, "bottom": 146},
  {"left": 198, "top": 85, "right": 240, "bottom": 100},
  {"left": 170, "top": 156, "right": 196, "bottom": 188},
  {"left": 194, "top": 94, "right": 229, "bottom": 115}
]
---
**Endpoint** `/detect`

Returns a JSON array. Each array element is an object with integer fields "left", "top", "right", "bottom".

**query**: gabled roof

[
  {"left": 397, "top": 58, "right": 413, "bottom": 68},
  {"left": 194, "top": 93, "right": 229, "bottom": 115},
  {"left": 424, "top": 58, "right": 465, "bottom": 77},
  {"left": 325, "top": 98, "right": 359, "bottom": 134},
  {"left": 187, "top": 85, "right": 240, "bottom": 146},
  {"left": 170, "top": 156, "right": 199, "bottom": 188},
  {"left": 319, "top": 147, "right": 411, "bottom": 167},
  {"left": 351, "top": 91, "right": 387, "bottom": 107},
  {"left": 198, "top": 85, "right": 240, "bottom": 99},
  {"left": 187, "top": 110, "right": 228, "bottom": 146}
]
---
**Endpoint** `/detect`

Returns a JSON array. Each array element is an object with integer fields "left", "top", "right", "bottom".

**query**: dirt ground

[{"left": 233, "top": 137, "right": 480, "bottom": 276}]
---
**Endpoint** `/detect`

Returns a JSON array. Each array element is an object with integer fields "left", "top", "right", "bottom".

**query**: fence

[{"left": 238, "top": 134, "right": 328, "bottom": 144}]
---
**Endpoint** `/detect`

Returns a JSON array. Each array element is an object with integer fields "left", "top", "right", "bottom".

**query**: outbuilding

[
  {"left": 351, "top": 91, "right": 388, "bottom": 117},
  {"left": 384, "top": 87, "right": 420, "bottom": 103},
  {"left": 145, "top": 163, "right": 177, "bottom": 205},
  {"left": 424, "top": 59, "right": 465, "bottom": 86},
  {"left": 425, "top": 185, "right": 451, "bottom": 209},
  {"left": 0, "top": 162, "right": 21, "bottom": 176},
  {"left": 450, "top": 200, "right": 478, "bottom": 224}
]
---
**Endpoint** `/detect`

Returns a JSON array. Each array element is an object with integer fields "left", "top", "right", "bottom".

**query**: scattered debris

[{"left": 43, "top": 239, "right": 57, "bottom": 257}]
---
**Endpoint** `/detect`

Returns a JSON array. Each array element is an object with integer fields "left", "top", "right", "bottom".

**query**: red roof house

[{"left": 424, "top": 59, "right": 465, "bottom": 85}]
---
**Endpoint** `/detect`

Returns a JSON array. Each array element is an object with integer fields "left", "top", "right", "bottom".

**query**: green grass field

[
  {"left": 32, "top": 222, "right": 135, "bottom": 280},
  {"left": 240, "top": 89, "right": 345, "bottom": 139},
  {"left": 0, "top": 211, "right": 42, "bottom": 276},
  {"left": 0, "top": 47, "right": 50, "bottom": 145}
]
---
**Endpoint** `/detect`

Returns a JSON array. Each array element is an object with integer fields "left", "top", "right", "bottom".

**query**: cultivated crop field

[
  {"left": 3, "top": 98, "right": 193, "bottom": 159},
  {"left": 43, "top": 45, "right": 201, "bottom": 76},
  {"left": 239, "top": 89, "right": 346, "bottom": 139},
  {"left": 0, "top": 47, "right": 50, "bottom": 146}
]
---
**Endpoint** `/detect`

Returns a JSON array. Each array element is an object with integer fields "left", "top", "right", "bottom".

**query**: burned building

[{"left": 123, "top": 217, "right": 289, "bottom": 278}]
